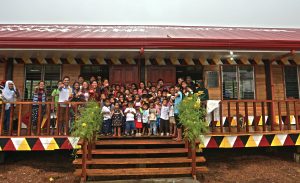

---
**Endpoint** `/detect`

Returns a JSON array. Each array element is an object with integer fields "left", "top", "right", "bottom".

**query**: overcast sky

[{"left": 0, "top": 0, "right": 299, "bottom": 28}]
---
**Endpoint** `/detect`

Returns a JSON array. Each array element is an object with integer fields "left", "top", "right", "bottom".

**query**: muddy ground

[{"left": 0, "top": 147, "right": 299, "bottom": 183}]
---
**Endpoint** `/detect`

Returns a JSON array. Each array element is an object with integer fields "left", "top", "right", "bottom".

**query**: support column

[
  {"left": 140, "top": 58, "right": 145, "bottom": 82},
  {"left": 265, "top": 60, "right": 275, "bottom": 131},
  {"left": 5, "top": 58, "right": 13, "bottom": 80}
]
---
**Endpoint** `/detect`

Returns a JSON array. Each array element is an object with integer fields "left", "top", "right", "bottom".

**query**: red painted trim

[{"left": 0, "top": 38, "right": 299, "bottom": 50}]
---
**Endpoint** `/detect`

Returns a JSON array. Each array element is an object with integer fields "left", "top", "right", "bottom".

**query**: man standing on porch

[
  {"left": 58, "top": 76, "right": 73, "bottom": 135},
  {"left": 173, "top": 84, "right": 183, "bottom": 141}
]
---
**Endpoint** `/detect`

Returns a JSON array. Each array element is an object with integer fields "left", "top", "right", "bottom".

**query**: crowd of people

[{"left": 0, "top": 75, "right": 209, "bottom": 140}]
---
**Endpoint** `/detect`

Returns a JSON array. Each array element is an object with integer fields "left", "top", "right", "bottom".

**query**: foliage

[
  {"left": 178, "top": 93, "right": 208, "bottom": 147},
  {"left": 71, "top": 101, "right": 103, "bottom": 142}
]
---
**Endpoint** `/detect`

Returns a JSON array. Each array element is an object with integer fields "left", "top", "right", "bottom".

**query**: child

[
  {"left": 160, "top": 98, "right": 170, "bottom": 136},
  {"left": 101, "top": 99, "right": 112, "bottom": 136},
  {"left": 141, "top": 103, "right": 150, "bottom": 136},
  {"left": 169, "top": 99, "right": 176, "bottom": 136},
  {"left": 155, "top": 99, "right": 161, "bottom": 134},
  {"left": 111, "top": 102, "right": 124, "bottom": 137},
  {"left": 134, "top": 104, "right": 143, "bottom": 136},
  {"left": 124, "top": 101, "right": 136, "bottom": 136},
  {"left": 149, "top": 102, "right": 157, "bottom": 135}
]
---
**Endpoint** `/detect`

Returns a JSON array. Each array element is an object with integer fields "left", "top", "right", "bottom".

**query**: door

[
  {"left": 147, "top": 66, "right": 176, "bottom": 86},
  {"left": 110, "top": 66, "right": 139, "bottom": 85}
]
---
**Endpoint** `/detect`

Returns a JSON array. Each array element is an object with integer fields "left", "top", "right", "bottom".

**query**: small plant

[
  {"left": 71, "top": 101, "right": 103, "bottom": 142},
  {"left": 178, "top": 93, "right": 208, "bottom": 147}
]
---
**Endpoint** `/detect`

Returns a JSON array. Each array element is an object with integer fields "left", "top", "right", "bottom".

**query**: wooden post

[
  {"left": 278, "top": 101, "right": 282, "bottom": 131},
  {"left": 294, "top": 101, "right": 299, "bottom": 130},
  {"left": 191, "top": 142, "right": 197, "bottom": 178},
  {"left": 262, "top": 102, "right": 266, "bottom": 131},
  {"left": 219, "top": 102, "right": 223, "bottom": 133},
  {"left": 236, "top": 102, "right": 240, "bottom": 132},
  {"left": 88, "top": 140, "right": 92, "bottom": 160},
  {"left": 253, "top": 102, "right": 258, "bottom": 131},
  {"left": 227, "top": 102, "right": 231, "bottom": 132},
  {"left": 9, "top": 106, "right": 14, "bottom": 135},
  {"left": 245, "top": 102, "right": 249, "bottom": 132},
  {"left": 81, "top": 140, "right": 87, "bottom": 182},
  {"left": 0, "top": 103, "right": 5, "bottom": 136},
  {"left": 286, "top": 101, "right": 291, "bottom": 130},
  {"left": 46, "top": 104, "right": 51, "bottom": 135},
  {"left": 65, "top": 105, "right": 70, "bottom": 135},
  {"left": 17, "top": 104, "right": 22, "bottom": 136},
  {"left": 27, "top": 105, "right": 32, "bottom": 136},
  {"left": 56, "top": 106, "right": 60, "bottom": 136},
  {"left": 37, "top": 104, "right": 42, "bottom": 135}
]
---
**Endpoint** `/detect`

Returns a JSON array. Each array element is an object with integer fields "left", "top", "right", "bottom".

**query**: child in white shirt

[
  {"left": 160, "top": 98, "right": 170, "bottom": 136},
  {"left": 124, "top": 101, "right": 136, "bottom": 136}
]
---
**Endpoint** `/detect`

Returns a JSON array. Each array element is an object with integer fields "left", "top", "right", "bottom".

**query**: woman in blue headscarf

[{"left": 2, "top": 81, "right": 19, "bottom": 132}]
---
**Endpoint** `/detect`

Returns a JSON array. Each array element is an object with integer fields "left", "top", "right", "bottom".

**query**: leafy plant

[
  {"left": 178, "top": 93, "right": 208, "bottom": 147},
  {"left": 71, "top": 101, "right": 103, "bottom": 142}
]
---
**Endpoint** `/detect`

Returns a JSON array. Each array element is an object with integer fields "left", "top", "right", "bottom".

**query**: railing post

[
  {"left": 88, "top": 140, "right": 92, "bottom": 160},
  {"left": 245, "top": 102, "right": 249, "bottom": 132},
  {"left": 286, "top": 101, "right": 291, "bottom": 130},
  {"left": 9, "top": 105, "right": 14, "bottom": 136},
  {"left": 17, "top": 104, "right": 22, "bottom": 136},
  {"left": 56, "top": 106, "right": 60, "bottom": 136},
  {"left": 262, "top": 102, "right": 266, "bottom": 131},
  {"left": 37, "top": 104, "right": 42, "bottom": 135},
  {"left": 81, "top": 139, "right": 87, "bottom": 182},
  {"left": 27, "top": 104, "right": 32, "bottom": 136},
  {"left": 253, "top": 102, "right": 258, "bottom": 131},
  {"left": 46, "top": 103, "right": 51, "bottom": 135},
  {"left": 191, "top": 142, "right": 196, "bottom": 178},
  {"left": 227, "top": 102, "right": 231, "bottom": 133},
  {"left": 278, "top": 101, "right": 282, "bottom": 131},
  {"left": 0, "top": 103, "right": 5, "bottom": 136},
  {"left": 219, "top": 102, "right": 223, "bottom": 133},
  {"left": 65, "top": 105, "right": 70, "bottom": 135},
  {"left": 236, "top": 101, "right": 240, "bottom": 132},
  {"left": 294, "top": 101, "right": 299, "bottom": 130}
]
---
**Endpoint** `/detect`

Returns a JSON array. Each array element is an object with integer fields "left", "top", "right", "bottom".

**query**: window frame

[
  {"left": 221, "top": 65, "right": 256, "bottom": 100},
  {"left": 24, "top": 64, "right": 61, "bottom": 100},
  {"left": 283, "top": 65, "right": 300, "bottom": 99}
]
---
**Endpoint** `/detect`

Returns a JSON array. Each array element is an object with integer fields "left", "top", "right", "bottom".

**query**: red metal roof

[{"left": 0, "top": 24, "right": 300, "bottom": 50}]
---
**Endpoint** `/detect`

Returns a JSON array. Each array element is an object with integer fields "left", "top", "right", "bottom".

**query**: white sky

[{"left": 0, "top": 0, "right": 299, "bottom": 28}]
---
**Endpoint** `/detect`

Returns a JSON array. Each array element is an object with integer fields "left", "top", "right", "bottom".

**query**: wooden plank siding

[
  {"left": 0, "top": 63, "right": 5, "bottom": 81},
  {"left": 255, "top": 66, "right": 266, "bottom": 100},
  {"left": 62, "top": 64, "right": 81, "bottom": 83},
  {"left": 13, "top": 64, "right": 25, "bottom": 98},
  {"left": 272, "top": 65, "right": 285, "bottom": 100}
]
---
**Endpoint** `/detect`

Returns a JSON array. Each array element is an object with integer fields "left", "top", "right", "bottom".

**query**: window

[
  {"left": 206, "top": 71, "right": 219, "bottom": 88},
  {"left": 24, "top": 65, "right": 61, "bottom": 99},
  {"left": 222, "top": 66, "right": 255, "bottom": 100},
  {"left": 81, "top": 65, "right": 109, "bottom": 81},
  {"left": 284, "top": 66, "right": 299, "bottom": 99},
  {"left": 176, "top": 66, "right": 203, "bottom": 83}
]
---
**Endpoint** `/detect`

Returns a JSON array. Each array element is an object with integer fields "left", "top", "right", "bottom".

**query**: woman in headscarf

[
  {"left": 2, "top": 80, "right": 19, "bottom": 132},
  {"left": 32, "top": 81, "right": 47, "bottom": 128}
]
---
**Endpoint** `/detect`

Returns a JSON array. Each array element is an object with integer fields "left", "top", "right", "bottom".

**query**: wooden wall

[
  {"left": 0, "top": 63, "right": 5, "bottom": 81},
  {"left": 62, "top": 64, "right": 81, "bottom": 83},
  {"left": 272, "top": 66, "right": 285, "bottom": 100},
  {"left": 255, "top": 66, "right": 266, "bottom": 100},
  {"left": 13, "top": 64, "right": 25, "bottom": 98},
  {"left": 203, "top": 65, "right": 221, "bottom": 100}
]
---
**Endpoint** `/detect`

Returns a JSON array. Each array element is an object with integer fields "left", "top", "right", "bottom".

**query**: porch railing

[
  {"left": 208, "top": 99, "right": 300, "bottom": 133},
  {"left": 0, "top": 100, "right": 299, "bottom": 137}
]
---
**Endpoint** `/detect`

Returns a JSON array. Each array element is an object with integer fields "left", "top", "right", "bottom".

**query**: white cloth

[
  {"left": 206, "top": 100, "right": 221, "bottom": 124},
  {"left": 101, "top": 106, "right": 111, "bottom": 120},
  {"left": 160, "top": 105, "right": 170, "bottom": 120},
  {"left": 2, "top": 81, "right": 17, "bottom": 110},
  {"left": 58, "top": 86, "right": 72, "bottom": 107},
  {"left": 124, "top": 107, "right": 136, "bottom": 121},
  {"left": 169, "top": 105, "right": 174, "bottom": 117}
]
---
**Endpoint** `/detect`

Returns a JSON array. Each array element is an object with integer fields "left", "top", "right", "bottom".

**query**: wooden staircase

[{"left": 74, "top": 136, "right": 208, "bottom": 181}]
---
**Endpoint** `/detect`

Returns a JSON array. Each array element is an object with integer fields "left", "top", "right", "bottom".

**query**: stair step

[
  {"left": 94, "top": 139, "right": 184, "bottom": 145},
  {"left": 73, "top": 157, "right": 206, "bottom": 165},
  {"left": 74, "top": 167, "right": 209, "bottom": 177},
  {"left": 77, "top": 148, "right": 188, "bottom": 155}
]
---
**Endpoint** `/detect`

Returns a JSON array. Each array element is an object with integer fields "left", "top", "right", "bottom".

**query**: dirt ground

[{"left": 0, "top": 148, "right": 299, "bottom": 183}]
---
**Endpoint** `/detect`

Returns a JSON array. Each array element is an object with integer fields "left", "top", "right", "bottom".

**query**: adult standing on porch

[
  {"left": 173, "top": 84, "right": 183, "bottom": 141},
  {"left": 31, "top": 81, "right": 47, "bottom": 130},
  {"left": 2, "top": 80, "right": 19, "bottom": 133},
  {"left": 58, "top": 76, "right": 73, "bottom": 135}
]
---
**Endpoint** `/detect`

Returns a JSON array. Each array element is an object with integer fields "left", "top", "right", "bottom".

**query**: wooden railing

[
  {"left": 0, "top": 100, "right": 299, "bottom": 137},
  {"left": 208, "top": 99, "right": 300, "bottom": 133},
  {"left": 0, "top": 101, "right": 87, "bottom": 136}
]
